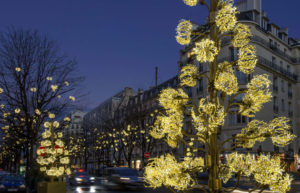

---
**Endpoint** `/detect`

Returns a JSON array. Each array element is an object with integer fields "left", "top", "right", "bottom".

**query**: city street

[{"left": 65, "top": 178, "right": 300, "bottom": 193}]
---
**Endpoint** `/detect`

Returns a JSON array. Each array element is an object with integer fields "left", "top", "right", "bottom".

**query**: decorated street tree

[
  {"left": 65, "top": 136, "right": 85, "bottom": 167},
  {"left": 144, "top": 0, "right": 295, "bottom": 193},
  {"left": 36, "top": 113, "right": 71, "bottom": 178},
  {"left": 120, "top": 125, "right": 138, "bottom": 167},
  {"left": 0, "top": 27, "right": 82, "bottom": 184}
]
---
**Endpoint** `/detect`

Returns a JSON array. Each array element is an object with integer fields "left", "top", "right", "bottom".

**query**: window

[
  {"left": 273, "top": 96, "right": 278, "bottom": 113},
  {"left": 188, "top": 88, "right": 192, "bottom": 97},
  {"left": 199, "top": 63, "right": 203, "bottom": 72},
  {"left": 235, "top": 70, "right": 248, "bottom": 84},
  {"left": 288, "top": 102, "right": 293, "bottom": 117},
  {"left": 198, "top": 79, "right": 203, "bottom": 92},
  {"left": 281, "top": 79, "right": 284, "bottom": 92},
  {"left": 237, "top": 114, "right": 247, "bottom": 124},
  {"left": 280, "top": 61, "right": 283, "bottom": 73},
  {"left": 288, "top": 83, "right": 292, "bottom": 98},
  {"left": 229, "top": 113, "right": 236, "bottom": 125},
  {"left": 287, "top": 65, "right": 290, "bottom": 73},
  {"left": 272, "top": 56, "right": 276, "bottom": 66},
  {"left": 281, "top": 99, "right": 285, "bottom": 112},
  {"left": 230, "top": 47, "right": 234, "bottom": 61},
  {"left": 273, "top": 76, "right": 278, "bottom": 92},
  {"left": 288, "top": 102, "right": 291, "bottom": 112}
]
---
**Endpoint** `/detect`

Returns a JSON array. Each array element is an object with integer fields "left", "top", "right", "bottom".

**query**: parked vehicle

[
  {"left": 69, "top": 169, "right": 95, "bottom": 186},
  {"left": 103, "top": 167, "right": 143, "bottom": 190},
  {"left": 0, "top": 174, "right": 26, "bottom": 193}
]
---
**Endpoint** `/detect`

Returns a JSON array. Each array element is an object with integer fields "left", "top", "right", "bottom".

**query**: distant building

[
  {"left": 64, "top": 110, "right": 86, "bottom": 138},
  {"left": 82, "top": 87, "right": 136, "bottom": 172},
  {"left": 125, "top": 76, "right": 179, "bottom": 169}
]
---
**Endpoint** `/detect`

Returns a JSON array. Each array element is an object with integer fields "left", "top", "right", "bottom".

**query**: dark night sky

[{"left": 0, "top": 0, "right": 299, "bottom": 109}]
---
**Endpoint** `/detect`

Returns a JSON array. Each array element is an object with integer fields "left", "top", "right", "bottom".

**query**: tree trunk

[
  {"left": 207, "top": 1, "right": 221, "bottom": 192},
  {"left": 208, "top": 133, "right": 221, "bottom": 192}
]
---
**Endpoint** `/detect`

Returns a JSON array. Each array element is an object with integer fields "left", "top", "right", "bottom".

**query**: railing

[
  {"left": 251, "top": 31, "right": 300, "bottom": 64},
  {"left": 256, "top": 56, "right": 298, "bottom": 81}
]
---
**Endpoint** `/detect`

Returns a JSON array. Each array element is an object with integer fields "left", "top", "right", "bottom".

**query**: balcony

[
  {"left": 256, "top": 56, "right": 298, "bottom": 81},
  {"left": 251, "top": 33, "right": 300, "bottom": 64}
]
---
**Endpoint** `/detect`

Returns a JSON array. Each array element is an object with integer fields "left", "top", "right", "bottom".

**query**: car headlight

[
  {"left": 89, "top": 177, "right": 95, "bottom": 180},
  {"left": 120, "top": 177, "right": 130, "bottom": 181},
  {"left": 19, "top": 184, "right": 26, "bottom": 189},
  {"left": 75, "top": 178, "right": 83, "bottom": 182}
]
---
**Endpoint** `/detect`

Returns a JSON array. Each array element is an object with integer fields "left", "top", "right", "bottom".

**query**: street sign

[{"left": 144, "top": 152, "right": 150, "bottom": 158}]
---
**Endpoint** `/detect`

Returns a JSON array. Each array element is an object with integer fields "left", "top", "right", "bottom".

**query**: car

[
  {"left": 0, "top": 174, "right": 26, "bottom": 193},
  {"left": 103, "top": 167, "right": 143, "bottom": 190},
  {"left": 69, "top": 169, "right": 95, "bottom": 186}
]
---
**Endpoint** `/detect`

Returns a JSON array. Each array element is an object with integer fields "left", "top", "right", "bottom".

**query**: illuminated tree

[
  {"left": 95, "top": 130, "right": 111, "bottom": 166},
  {"left": 0, "top": 27, "right": 81, "bottom": 184},
  {"left": 36, "top": 114, "right": 71, "bottom": 178},
  {"left": 65, "top": 136, "right": 85, "bottom": 167},
  {"left": 119, "top": 125, "right": 139, "bottom": 167},
  {"left": 144, "top": 1, "right": 295, "bottom": 193}
]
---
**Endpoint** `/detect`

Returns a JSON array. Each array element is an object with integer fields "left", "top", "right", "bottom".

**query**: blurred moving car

[
  {"left": 69, "top": 169, "right": 95, "bottom": 186},
  {"left": 0, "top": 174, "right": 26, "bottom": 193},
  {"left": 103, "top": 167, "right": 143, "bottom": 190}
]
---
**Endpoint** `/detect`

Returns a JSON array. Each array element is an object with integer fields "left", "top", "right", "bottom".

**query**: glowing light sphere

[
  {"left": 183, "top": 0, "right": 199, "bottom": 6},
  {"left": 176, "top": 20, "right": 193, "bottom": 45}
]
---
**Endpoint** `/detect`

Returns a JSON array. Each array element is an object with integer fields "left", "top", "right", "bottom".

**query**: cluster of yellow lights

[
  {"left": 69, "top": 96, "right": 76, "bottom": 101},
  {"left": 179, "top": 64, "right": 198, "bottom": 87},
  {"left": 175, "top": 20, "right": 193, "bottom": 45},
  {"left": 51, "top": 85, "right": 58, "bottom": 92},
  {"left": 239, "top": 74, "right": 272, "bottom": 117},
  {"left": 151, "top": 88, "right": 188, "bottom": 147},
  {"left": 232, "top": 23, "right": 251, "bottom": 48},
  {"left": 216, "top": 0, "right": 238, "bottom": 33},
  {"left": 236, "top": 117, "right": 295, "bottom": 148},
  {"left": 192, "top": 39, "right": 219, "bottom": 63},
  {"left": 183, "top": 0, "right": 199, "bottom": 6},
  {"left": 222, "top": 153, "right": 292, "bottom": 193},
  {"left": 144, "top": 154, "right": 204, "bottom": 190},
  {"left": 214, "top": 61, "right": 238, "bottom": 95},
  {"left": 237, "top": 44, "right": 257, "bottom": 74},
  {"left": 194, "top": 98, "right": 226, "bottom": 135},
  {"left": 36, "top": 114, "right": 71, "bottom": 177}
]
